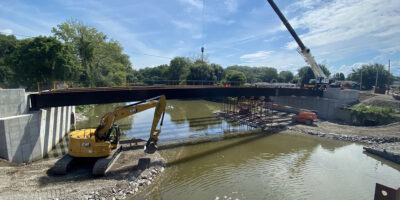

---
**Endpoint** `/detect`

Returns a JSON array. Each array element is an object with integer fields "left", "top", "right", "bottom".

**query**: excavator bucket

[{"left": 144, "top": 140, "right": 157, "bottom": 154}]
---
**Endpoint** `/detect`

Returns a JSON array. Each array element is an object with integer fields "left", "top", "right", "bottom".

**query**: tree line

[{"left": 0, "top": 20, "right": 395, "bottom": 90}]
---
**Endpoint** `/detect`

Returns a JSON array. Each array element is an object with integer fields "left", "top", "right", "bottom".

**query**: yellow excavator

[{"left": 53, "top": 95, "right": 167, "bottom": 176}]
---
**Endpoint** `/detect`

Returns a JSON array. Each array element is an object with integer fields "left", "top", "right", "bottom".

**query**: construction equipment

[
  {"left": 291, "top": 110, "right": 317, "bottom": 125},
  {"left": 265, "top": 103, "right": 317, "bottom": 125},
  {"left": 267, "top": 0, "right": 331, "bottom": 90},
  {"left": 53, "top": 95, "right": 167, "bottom": 176}
]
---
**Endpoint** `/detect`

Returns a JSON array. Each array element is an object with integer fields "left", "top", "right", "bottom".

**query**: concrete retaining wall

[
  {"left": 324, "top": 88, "right": 359, "bottom": 105},
  {"left": 0, "top": 89, "right": 28, "bottom": 118},
  {"left": 0, "top": 89, "right": 74, "bottom": 163},
  {"left": 271, "top": 89, "right": 358, "bottom": 122}
]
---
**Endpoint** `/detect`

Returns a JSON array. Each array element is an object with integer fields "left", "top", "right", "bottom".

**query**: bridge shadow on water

[
  {"left": 38, "top": 130, "right": 276, "bottom": 186},
  {"left": 159, "top": 131, "right": 277, "bottom": 167}
]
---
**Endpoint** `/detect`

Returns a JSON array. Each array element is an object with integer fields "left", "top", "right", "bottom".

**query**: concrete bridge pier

[{"left": 0, "top": 89, "right": 74, "bottom": 163}]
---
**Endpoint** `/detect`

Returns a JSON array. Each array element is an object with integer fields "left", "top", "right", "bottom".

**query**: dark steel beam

[{"left": 29, "top": 86, "right": 322, "bottom": 110}]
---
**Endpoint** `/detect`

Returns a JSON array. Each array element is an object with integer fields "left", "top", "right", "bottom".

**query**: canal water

[{"left": 77, "top": 100, "right": 400, "bottom": 200}]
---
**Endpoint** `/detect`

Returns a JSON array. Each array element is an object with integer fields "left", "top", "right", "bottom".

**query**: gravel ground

[
  {"left": 0, "top": 139, "right": 165, "bottom": 200},
  {"left": 291, "top": 120, "right": 400, "bottom": 143}
]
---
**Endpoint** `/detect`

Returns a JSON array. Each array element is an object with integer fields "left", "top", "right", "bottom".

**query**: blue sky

[{"left": 1, "top": 0, "right": 399, "bottom": 76}]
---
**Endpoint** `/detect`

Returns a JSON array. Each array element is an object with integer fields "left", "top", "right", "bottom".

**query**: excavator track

[
  {"left": 52, "top": 154, "right": 74, "bottom": 175},
  {"left": 92, "top": 146, "right": 122, "bottom": 176}
]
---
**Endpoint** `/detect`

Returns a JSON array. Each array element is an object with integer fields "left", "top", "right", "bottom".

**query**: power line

[
  {"left": 126, "top": 51, "right": 173, "bottom": 60},
  {"left": 0, "top": 31, "right": 36, "bottom": 38}
]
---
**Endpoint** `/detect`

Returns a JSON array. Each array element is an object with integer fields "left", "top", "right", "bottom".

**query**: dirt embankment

[
  {"left": 357, "top": 91, "right": 400, "bottom": 112},
  {"left": 289, "top": 120, "right": 400, "bottom": 144},
  {"left": 0, "top": 140, "right": 164, "bottom": 200},
  {"left": 290, "top": 91, "right": 400, "bottom": 143}
]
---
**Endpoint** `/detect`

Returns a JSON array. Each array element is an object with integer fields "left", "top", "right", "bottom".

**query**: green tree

[
  {"left": 168, "top": 57, "right": 190, "bottom": 82},
  {"left": 298, "top": 66, "right": 314, "bottom": 85},
  {"left": 0, "top": 34, "right": 18, "bottom": 87},
  {"left": 319, "top": 64, "right": 331, "bottom": 77},
  {"left": 10, "top": 36, "right": 78, "bottom": 89},
  {"left": 52, "top": 20, "right": 132, "bottom": 86},
  {"left": 259, "top": 67, "right": 278, "bottom": 83},
  {"left": 333, "top": 72, "right": 345, "bottom": 81},
  {"left": 210, "top": 63, "right": 223, "bottom": 82},
  {"left": 186, "top": 60, "right": 216, "bottom": 85},
  {"left": 226, "top": 65, "right": 255, "bottom": 83},
  {"left": 298, "top": 64, "right": 331, "bottom": 85},
  {"left": 278, "top": 71, "right": 294, "bottom": 83},
  {"left": 348, "top": 63, "right": 393, "bottom": 89},
  {"left": 223, "top": 70, "right": 246, "bottom": 86}
]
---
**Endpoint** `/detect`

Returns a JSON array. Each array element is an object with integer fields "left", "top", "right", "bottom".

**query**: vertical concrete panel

[
  {"left": 60, "top": 106, "right": 66, "bottom": 142},
  {"left": 4, "top": 119, "right": 11, "bottom": 160},
  {"left": 43, "top": 108, "right": 52, "bottom": 153},
  {"left": 54, "top": 107, "right": 61, "bottom": 146},
  {"left": 66, "top": 106, "right": 71, "bottom": 133},
  {"left": 48, "top": 107, "right": 55, "bottom": 151},
  {"left": 19, "top": 115, "right": 31, "bottom": 145},
  {"left": 37, "top": 109, "right": 46, "bottom": 158},
  {"left": 8, "top": 118, "right": 21, "bottom": 154},
  {"left": 0, "top": 120, "right": 7, "bottom": 159},
  {"left": 21, "top": 143, "right": 32, "bottom": 162}
]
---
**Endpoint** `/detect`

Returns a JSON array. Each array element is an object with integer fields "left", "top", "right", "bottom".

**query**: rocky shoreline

[
  {"left": 288, "top": 126, "right": 400, "bottom": 144},
  {"left": 0, "top": 140, "right": 166, "bottom": 200},
  {"left": 75, "top": 165, "right": 165, "bottom": 200}
]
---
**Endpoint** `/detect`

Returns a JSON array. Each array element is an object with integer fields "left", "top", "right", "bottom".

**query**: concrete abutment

[
  {"left": 271, "top": 88, "right": 359, "bottom": 122},
  {"left": 0, "top": 89, "right": 74, "bottom": 163}
]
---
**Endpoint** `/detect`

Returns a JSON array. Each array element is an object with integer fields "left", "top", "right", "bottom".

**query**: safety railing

[
  {"left": 34, "top": 80, "right": 257, "bottom": 93},
  {"left": 1, "top": 80, "right": 299, "bottom": 93}
]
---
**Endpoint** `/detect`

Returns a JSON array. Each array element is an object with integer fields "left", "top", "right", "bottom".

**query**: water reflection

[
  {"left": 75, "top": 100, "right": 400, "bottom": 200},
  {"left": 77, "top": 100, "right": 252, "bottom": 142},
  {"left": 133, "top": 133, "right": 400, "bottom": 200}
]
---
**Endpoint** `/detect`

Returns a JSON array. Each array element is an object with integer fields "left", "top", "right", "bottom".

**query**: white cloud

[
  {"left": 336, "top": 62, "right": 368, "bottom": 76},
  {"left": 192, "top": 33, "right": 202, "bottom": 39},
  {"left": 0, "top": 28, "right": 12, "bottom": 35},
  {"left": 284, "top": 0, "right": 400, "bottom": 56},
  {"left": 240, "top": 50, "right": 273, "bottom": 61},
  {"left": 224, "top": 0, "right": 238, "bottom": 13},
  {"left": 239, "top": 50, "right": 304, "bottom": 72},
  {"left": 171, "top": 19, "right": 195, "bottom": 30},
  {"left": 179, "top": 0, "right": 203, "bottom": 10}
]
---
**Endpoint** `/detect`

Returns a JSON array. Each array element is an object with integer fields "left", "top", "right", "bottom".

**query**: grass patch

[{"left": 351, "top": 104, "right": 397, "bottom": 126}]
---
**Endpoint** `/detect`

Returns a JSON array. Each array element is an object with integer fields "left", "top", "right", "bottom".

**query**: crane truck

[
  {"left": 267, "top": 0, "right": 331, "bottom": 90},
  {"left": 53, "top": 95, "right": 167, "bottom": 176}
]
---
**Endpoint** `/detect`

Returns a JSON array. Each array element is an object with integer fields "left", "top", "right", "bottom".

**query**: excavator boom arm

[
  {"left": 95, "top": 95, "right": 167, "bottom": 143},
  {"left": 267, "top": 0, "right": 327, "bottom": 80}
]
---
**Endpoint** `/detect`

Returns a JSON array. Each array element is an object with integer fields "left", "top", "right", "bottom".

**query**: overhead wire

[{"left": 0, "top": 31, "right": 36, "bottom": 38}]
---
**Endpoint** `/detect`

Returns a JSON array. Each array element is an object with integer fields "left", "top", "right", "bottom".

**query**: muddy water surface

[
  {"left": 132, "top": 132, "right": 400, "bottom": 200},
  {"left": 77, "top": 100, "right": 400, "bottom": 200}
]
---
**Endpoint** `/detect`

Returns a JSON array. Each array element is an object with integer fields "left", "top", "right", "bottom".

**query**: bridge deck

[{"left": 29, "top": 86, "right": 322, "bottom": 110}]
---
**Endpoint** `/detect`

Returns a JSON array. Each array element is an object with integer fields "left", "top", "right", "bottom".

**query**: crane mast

[{"left": 267, "top": 0, "right": 329, "bottom": 84}]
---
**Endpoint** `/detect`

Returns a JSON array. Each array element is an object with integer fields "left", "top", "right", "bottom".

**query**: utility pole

[
  {"left": 360, "top": 67, "right": 363, "bottom": 90},
  {"left": 375, "top": 65, "right": 379, "bottom": 87},
  {"left": 387, "top": 59, "right": 391, "bottom": 94},
  {"left": 201, "top": 46, "right": 204, "bottom": 62}
]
